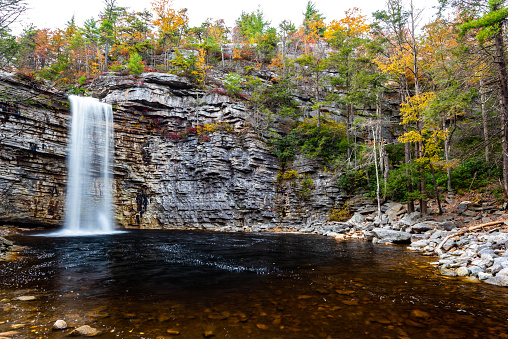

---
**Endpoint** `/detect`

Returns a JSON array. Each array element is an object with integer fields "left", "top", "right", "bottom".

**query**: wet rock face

[
  {"left": 0, "top": 72, "right": 344, "bottom": 230},
  {"left": 94, "top": 73, "right": 280, "bottom": 229},
  {"left": 0, "top": 72, "right": 69, "bottom": 227}
]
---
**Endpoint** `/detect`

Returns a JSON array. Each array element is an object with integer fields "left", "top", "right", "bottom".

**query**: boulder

[
  {"left": 468, "top": 266, "right": 483, "bottom": 276},
  {"left": 456, "top": 267, "right": 470, "bottom": 277},
  {"left": 396, "top": 212, "right": 421, "bottom": 227},
  {"left": 411, "top": 222, "right": 438, "bottom": 233},
  {"left": 478, "top": 272, "right": 493, "bottom": 280},
  {"left": 372, "top": 228, "right": 412, "bottom": 244},
  {"left": 484, "top": 275, "right": 508, "bottom": 286},
  {"left": 348, "top": 213, "right": 366, "bottom": 227},
  {"left": 457, "top": 201, "right": 470, "bottom": 214},
  {"left": 437, "top": 221, "right": 457, "bottom": 231},
  {"left": 410, "top": 240, "right": 430, "bottom": 248},
  {"left": 439, "top": 267, "right": 458, "bottom": 277}
]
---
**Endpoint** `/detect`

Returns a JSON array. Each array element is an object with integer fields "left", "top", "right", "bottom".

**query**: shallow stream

[{"left": 1, "top": 230, "right": 507, "bottom": 338}]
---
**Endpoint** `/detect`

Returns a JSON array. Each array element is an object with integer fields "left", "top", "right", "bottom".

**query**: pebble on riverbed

[
  {"left": 14, "top": 296, "right": 36, "bottom": 301},
  {"left": 69, "top": 325, "right": 100, "bottom": 337},
  {"left": 52, "top": 319, "right": 68, "bottom": 330}
]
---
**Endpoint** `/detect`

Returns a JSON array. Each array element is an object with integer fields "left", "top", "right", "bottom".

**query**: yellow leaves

[
  {"left": 151, "top": 0, "right": 188, "bottom": 41},
  {"left": 399, "top": 92, "right": 436, "bottom": 125},
  {"left": 269, "top": 54, "right": 284, "bottom": 72},
  {"left": 398, "top": 91, "right": 448, "bottom": 167},
  {"left": 197, "top": 122, "right": 233, "bottom": 135},
  {"left": 194, "top": 48, "right": 210, "bottom": 85},
  {"left": 232, "top": 47, "right": 242, "bottom": 60},
  {"left": 325, "top": 7, "right": 370, "bottom": 39},
  {"left": 374, "top": 44, "right": 413, "bottom": 77},
  {"left": 398, "top": 130, "right": 423, "bottom": 143}
]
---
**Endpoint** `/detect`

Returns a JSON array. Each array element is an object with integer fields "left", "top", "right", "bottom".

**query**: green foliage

[
  {"left": 271, "top": 132, "right": 299, "bottom": 164},
  {"left": 385, "top": 143, "right": 405, "bottom": 166},
  {"left": 303, "top": 1, "right": 326, "bottom": 35},
  {"left": 224, "top": 72, "right": 243, "bottom": 95},
  {"left": 386, "top": 163, "right": 427, "bottom": 202},
  {"left": 78, "top": 75, "right": 87, "bottom": 86},
  {"left": 329, "top": 202, "right": 351, "bottom": 222},
  {"left": 294, "top": 117, "right": 349, "bottom": 161},
  {"left": 256, "top": 27, "right": 278, "bottom": 60},
  {"left": 338, "top": 168, "right": 370, "bottom": 195},
  {"left": 260, "top": 78, "right": 298, "bottom": 114},
  {"left": 271, "top": 117, "right": 349, "bottom": 165},
  {"left": 445, "top": 157, "right": 502, "bottom": 191},
  {"left": 236, "top": 8, "right": 270, "bottom": 40},
  {"left": 127, "top": 52, "right": 144, "bottom": 75},
  {"left": 459, "top": 1, "right": 508, "bottom": 42},
  {"left": 170, "top": 49, "right": 201, "bottom": 82},
  {"left": 298, "top": 175, "right": 315, "bottom": 200}
]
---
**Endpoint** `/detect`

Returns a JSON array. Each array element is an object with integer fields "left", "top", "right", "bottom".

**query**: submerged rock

[
  {"left": 69, "top": 325, "right": 100, "bottom": 337},
  {"left": 52, "top": 319, "right": 67, "bottom": 330},
  {"left": 15, "top": 296, "right": 36, "bottom": 301}
]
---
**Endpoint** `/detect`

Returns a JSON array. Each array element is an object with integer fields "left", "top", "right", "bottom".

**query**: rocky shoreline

[{"left": 299, "top": 199, "right": 508, "bottom": 287}]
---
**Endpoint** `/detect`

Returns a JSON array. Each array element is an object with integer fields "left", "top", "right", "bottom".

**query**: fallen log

[{"left": 434, "top": 220, "right": 506, "bottom": 255}]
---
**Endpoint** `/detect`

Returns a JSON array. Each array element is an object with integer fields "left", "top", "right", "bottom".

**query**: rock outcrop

[
  {"left": 0, "top": 72, "right": 345, "bottom": 230},
  {"left": 0, "top": 73, "right": 69, "bottom": 227}
]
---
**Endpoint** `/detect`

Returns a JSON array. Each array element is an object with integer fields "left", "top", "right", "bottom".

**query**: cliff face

[
  {"left": 0, "top": 74, "right": 69, "bottom": 227},
  {"left": 0, "top": 72, "right": 344, "bottom": 230}
]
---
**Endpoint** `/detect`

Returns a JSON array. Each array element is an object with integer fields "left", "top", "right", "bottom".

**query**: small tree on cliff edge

[{"left": 127, "top": 52, "right": 144, "bottom": 75}]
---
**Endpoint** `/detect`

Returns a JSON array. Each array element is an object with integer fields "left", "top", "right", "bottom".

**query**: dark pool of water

[{"left": 1, "top": 230, "right": 507, "bottom": 338}]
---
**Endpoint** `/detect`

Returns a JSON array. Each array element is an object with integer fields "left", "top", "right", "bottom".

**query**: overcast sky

[{"left": 14, "top": 0, "right": 439, "bottom": 35}]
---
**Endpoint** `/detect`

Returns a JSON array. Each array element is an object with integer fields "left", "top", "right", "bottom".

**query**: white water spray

[{"left": 58, "top": 95, "right": 116, "bottom": 235}]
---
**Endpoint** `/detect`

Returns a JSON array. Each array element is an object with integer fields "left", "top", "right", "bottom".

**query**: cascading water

[{"left": 59, "top": 95, "right": 115, "bottom": 235}]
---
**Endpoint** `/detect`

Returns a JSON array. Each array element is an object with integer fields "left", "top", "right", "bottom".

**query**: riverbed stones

[
  {"left": 52, "top": 320, "right": 67, "bottom": 330},
  {"left": 14, "top": 296, "right": 36, "bottom": 301},
  {"left": 395, "top": 212, "right": 421, "bottom": 228},
  {"left": 478, "top": 272, "right": 493, "bottom": 280},
  {"left": 69, "top": 325, "right": 100, "bottom": 337},
  {"left": 439, "top": 267, "right": 458, "bottom": 277},
  {"left": 456, "top": 267, "right": 470, "bottom": 277}
]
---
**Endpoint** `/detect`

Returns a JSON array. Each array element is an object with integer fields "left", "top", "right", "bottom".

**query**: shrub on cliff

[{"left": 127, "top": 53, "right": 145, "bottom": 75}]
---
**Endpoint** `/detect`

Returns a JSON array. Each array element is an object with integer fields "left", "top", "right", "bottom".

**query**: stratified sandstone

[{"left": 0, "top": 72, "right": 344, "bottom": 230}]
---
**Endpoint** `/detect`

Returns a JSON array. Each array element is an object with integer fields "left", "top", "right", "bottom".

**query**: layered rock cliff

[{"left": 0, "top": 72, "right": 345, "bottom": 230}]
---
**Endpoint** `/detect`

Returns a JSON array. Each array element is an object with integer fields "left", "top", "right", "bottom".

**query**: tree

[
  {"left": 0, "top": 0, "right": 27, "bottom": 70},
  {"left": 234, "top": 7, "right": 276, "bottom": 62},
  {"left": 127, "top": 52, "right": 144, "bottom": 74},
  {"left": 458, "top": 0, "right": 508, "bottom": 195},
  {"left": 303, "top": 1, "right": 325, "bottom": 36},
  {"left": 100, "top": 0, "right": 124, "bottom": 71},
  {"left": 325, "top": 8, "right": 379, "bottom": 164},
  {"left": 151, "top": 0, "right": 188, "bottom": 70}
]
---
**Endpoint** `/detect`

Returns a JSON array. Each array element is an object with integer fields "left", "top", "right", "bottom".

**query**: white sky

[{"left": 14, "top": 0, "right": 439, "bottom": 35}]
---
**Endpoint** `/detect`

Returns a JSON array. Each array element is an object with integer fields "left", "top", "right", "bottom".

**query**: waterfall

[{"left": 59, "top": 95, "right": 115, "bottom": 235}]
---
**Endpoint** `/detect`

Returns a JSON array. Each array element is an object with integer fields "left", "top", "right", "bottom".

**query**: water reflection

[{"left": 1, "top": 230, "right": 507, "bottom": 338}]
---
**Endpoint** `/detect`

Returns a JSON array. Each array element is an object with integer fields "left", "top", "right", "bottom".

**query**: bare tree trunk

[
  {"left": 221, "top": 45, "right": 225, "bottom": 69},
  {"left": 104, "top": 39, "right": 109, "bottom": 72},
  {"left": 372, "top": 124, "right": 382, "bottom": 219},
  {"left": 444, "top": 121, "right": 452, "bottom": 193}
]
